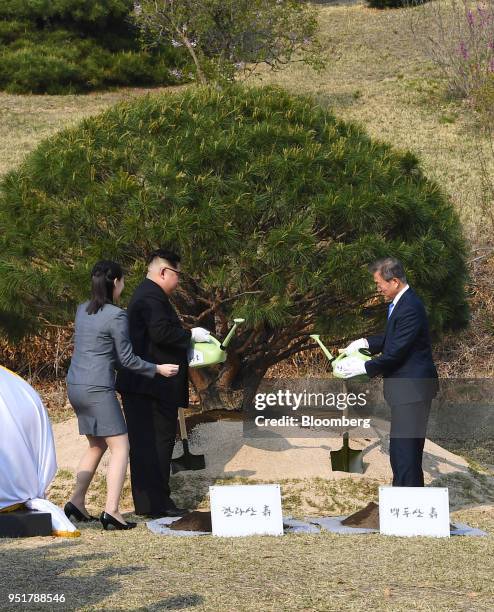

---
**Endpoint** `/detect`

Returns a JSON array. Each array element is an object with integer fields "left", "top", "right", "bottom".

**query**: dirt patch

[
  {"left": 341, "top": 501, "right": 379, "bottom": 529},
  {"left": 182, "top": 408, "right": 243, "bottom": 433},
  {"left": 170, "top": 511, "right": 212, "bottom": 532}
]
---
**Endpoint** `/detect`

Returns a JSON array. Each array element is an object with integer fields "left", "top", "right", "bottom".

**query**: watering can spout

[
  {"left": 310, "top": 334, "right": 334, "bottom": 362},
  {"left": 220, "top": 318, "right": 245, "bottom": 350}
]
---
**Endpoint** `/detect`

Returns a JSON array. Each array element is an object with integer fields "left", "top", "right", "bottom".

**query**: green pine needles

[
  {"left": 0, "top": 85, "right": 468, "bottom": 402},
  {"left": 0, "top": 0, "right": 185, "bottom": 93}
]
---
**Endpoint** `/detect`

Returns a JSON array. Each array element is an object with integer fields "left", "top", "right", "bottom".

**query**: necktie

[{"left": 388, "top": 302, "right": 395, "bottom": 319}]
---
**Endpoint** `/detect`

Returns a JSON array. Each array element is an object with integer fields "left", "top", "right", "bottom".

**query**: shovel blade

[
  {"left": 171, "top": 440, "right": 206, "bottom": 473},
  {"left": 330, "top": 448, "right": 364, "bottom": 474},
  {"left": 330, "top": 434, "right": 364, "bottom": 474}
]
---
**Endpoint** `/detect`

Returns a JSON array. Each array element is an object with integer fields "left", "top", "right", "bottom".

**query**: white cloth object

[
  {"left": 333, "top": 356, "right": 367, "bottom": 378},
  {"left": 310, "top": 516, "right": 377, "bottom": 534},
  {"left": 0, "top": 366, "right": 78, "bottom": 536},
  {"left": 343, "top": 338, "right": 369, "bottom": 354},
  {"left": 283, "top": 517, "right": 320, "bottom": 534},
  {"left": 191, "top": 327, "right": 212, "bottom": 343},
  {"left": 147, "top": 516, "right": 320, "bottom": 536},
  {"left": 310, "top": 516, "right": 486, "bottom": 537},
  {"left": 26, "top": 499, "right": 79, "bottom": 537}
]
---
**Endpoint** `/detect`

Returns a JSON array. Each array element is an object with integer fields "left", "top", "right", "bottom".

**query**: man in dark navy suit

[{"left": 338, "top": 257, "right": 438, "bottom": 486}]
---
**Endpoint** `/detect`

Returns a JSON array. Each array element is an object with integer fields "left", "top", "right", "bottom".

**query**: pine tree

[{"left": 0, "top": 85, "right": 469, "bottom": 407}]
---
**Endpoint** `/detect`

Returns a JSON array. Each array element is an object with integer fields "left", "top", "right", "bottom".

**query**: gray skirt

[{"left": 67, "top": 384, "right": 127, "bottom": 437}]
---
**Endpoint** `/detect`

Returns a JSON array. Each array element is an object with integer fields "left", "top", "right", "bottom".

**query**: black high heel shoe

[
  {"left": 64, "top": 501, "right": 98, "bottom": 522},
  {"left": 100, "top": 511, "right": 137, "bottom": 531}
]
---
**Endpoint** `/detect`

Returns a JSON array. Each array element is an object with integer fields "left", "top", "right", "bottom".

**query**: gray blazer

[{"left": 67, "top": 301, "right": 157, "bottom": 388}]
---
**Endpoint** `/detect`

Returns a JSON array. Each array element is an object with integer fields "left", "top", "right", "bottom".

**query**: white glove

[
  {"left": 333, "top": 357, "right": 367, "bottom": 379},
  {"left": 343, "top": 338, "right": 369, "bottom": 354},
  {"left": 191, "top": 327, "right": 212, "bottom": 343}
]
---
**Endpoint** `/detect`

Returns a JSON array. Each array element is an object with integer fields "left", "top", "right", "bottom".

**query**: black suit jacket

[
  {"left": 115, "top": 278, "right": 191, "bottom": 407},
  {"left": 365, "top": 287, "right": 439, "bottom": 406}
]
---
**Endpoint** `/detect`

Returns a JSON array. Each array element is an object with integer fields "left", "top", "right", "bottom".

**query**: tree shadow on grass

[
  {"left": 135, "top": 594, "right": 204, "bottom": 610},
  {"left": 0, "top": 539, "right": 144, "bottom": 611}
]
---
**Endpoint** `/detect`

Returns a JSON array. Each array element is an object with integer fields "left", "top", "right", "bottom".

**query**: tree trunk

[
  {"left": 178, "top": 31, "right": 208, "bottom": 85},
  {"left": 195, "top": 383, "right": 224, "bottom": 411},
  {"left": 188, "top": 367, "right": 223, "bottom": 411},
  {"left": 189, "top": 356, "right": 269, "bottom": 413},
  {"left": 238, "top": 363, "right": 270, "bottom": 413}
]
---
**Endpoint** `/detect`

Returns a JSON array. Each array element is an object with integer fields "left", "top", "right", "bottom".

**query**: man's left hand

[{"left": 191, "top": 327, "right": 212, "bottom": 343}]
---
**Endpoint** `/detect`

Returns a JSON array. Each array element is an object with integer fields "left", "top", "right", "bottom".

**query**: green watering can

[
  {"left": 310, "top": 334, "right": 366, "bottom": 474},
  {"left": 188, "top": 318, "right": 245, "bottom": 369},
  {"left": 309, "top": 334, "right": 371, "bottom": 380}
]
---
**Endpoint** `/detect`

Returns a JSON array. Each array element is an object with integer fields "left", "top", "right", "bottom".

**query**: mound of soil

[
  {"left": 169, "top": 511, "right": 212, "bottom": 532},
  {"left": 341, "top": 502, "right": 379, "bottom": 529}
]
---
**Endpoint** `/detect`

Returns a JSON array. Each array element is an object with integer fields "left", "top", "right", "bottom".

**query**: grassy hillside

[
  {"left": 0, "top": 86, "right": 186, "bottom": 177},
  {"left": 259, "top": 3, "right": 493, "bottom": 245}
]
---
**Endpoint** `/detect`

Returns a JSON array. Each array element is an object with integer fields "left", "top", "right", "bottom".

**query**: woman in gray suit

[{"left": 65, "top": 260, "right": 178, "bottom": 530}]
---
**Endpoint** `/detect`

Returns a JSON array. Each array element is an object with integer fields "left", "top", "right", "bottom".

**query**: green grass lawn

[
  {"left": 0, "top": 460, "right": 483, "bottom": 611},
  {"left": 0, "top": 504, "right": 492, "bottom": 611}
]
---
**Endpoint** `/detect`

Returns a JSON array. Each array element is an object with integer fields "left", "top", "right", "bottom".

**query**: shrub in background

[
  {"left": 132, "top": 0, "right": 323, "bottom": 85},
  {"left": 366, "top": 0, "right": 427, "bottom": 9},
  {"left": 0, "top": 0, "right": 187, "bottom": 93},
  {"left": 411, "top": 1, "right": 494, "bottom": 98}
]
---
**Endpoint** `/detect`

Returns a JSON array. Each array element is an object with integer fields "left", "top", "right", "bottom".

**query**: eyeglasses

[{"left": 162, "top": 266, "right": 182, "bottom": 276}]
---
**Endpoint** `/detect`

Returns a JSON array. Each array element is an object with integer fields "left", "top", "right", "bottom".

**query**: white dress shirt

[{"left": 391, "top": 284, "right": 409, "bottom": 308}]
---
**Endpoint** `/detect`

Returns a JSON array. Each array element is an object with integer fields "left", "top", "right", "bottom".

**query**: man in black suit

[
  {"left": 337, "top": 257, "right": 438, "bottom": 486},
  {"left": 116, "top": 249, "right": 211, "bottom": 516}
]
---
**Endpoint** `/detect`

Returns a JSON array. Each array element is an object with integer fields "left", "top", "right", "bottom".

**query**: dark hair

[
  {"left": 146, "top": 248, "right": 181, "bottom": 268},
  {"left": 368, "top": 257, "right": 407, "bottom": 283},
  {"left": 86, "top": 260, "right": 123, "bottom": 315}
]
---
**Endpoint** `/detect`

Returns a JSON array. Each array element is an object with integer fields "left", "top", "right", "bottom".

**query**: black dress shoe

[
  {"left": 140, "top": 506, "right": 188, "bottom": 518},
  {"left": 138, "top": 512, "right": 166, "bottom": 519},
  {"left": 163, "top": 506, "right": 188, "bottom": 517},
  {"left": 99, "top": 511, "right": 137, "bottom": 531},
  {"left": 64, "top": 501, "right": 98, "bottom": 522}
]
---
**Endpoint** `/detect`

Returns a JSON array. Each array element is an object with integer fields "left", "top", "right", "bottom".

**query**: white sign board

[
  {"left": 209, "top": 484, "right": 283, "bottom": 537},
  {"left": 379, "top": 486, "right": 450, "bottom": 538}
]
